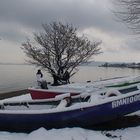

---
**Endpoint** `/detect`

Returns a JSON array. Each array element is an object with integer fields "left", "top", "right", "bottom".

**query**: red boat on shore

[{"left": 28, "top": 87, "right": 82, "bottom": 100}]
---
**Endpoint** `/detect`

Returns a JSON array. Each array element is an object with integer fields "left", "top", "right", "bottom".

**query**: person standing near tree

[
  {"left": 36, "top": 69, "right": 48, "bottom": 89},
  {"left": 36, "top": 69, "right": 43, "bottom": 82}
]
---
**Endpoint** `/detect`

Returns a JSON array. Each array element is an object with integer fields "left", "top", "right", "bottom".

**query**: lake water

[{"left": 0, "top": 64, "right": 140, "bottom": 93}]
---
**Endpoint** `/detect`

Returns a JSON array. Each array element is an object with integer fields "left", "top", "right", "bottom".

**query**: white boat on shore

[{"left": 28, "top": 75, "right": 140, "bottom": 100}]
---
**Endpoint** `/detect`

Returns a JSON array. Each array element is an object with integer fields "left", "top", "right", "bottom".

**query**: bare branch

[
  {"left": 113, "top": 0, "right": 140, "bottom": 35},
  {"left": 22, "top": 22, "right": 101, "bottom": 85}
]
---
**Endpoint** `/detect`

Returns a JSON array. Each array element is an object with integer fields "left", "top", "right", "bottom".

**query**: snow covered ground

[{"left": 0, "top": 126, "right": 140, "bottom": 140}]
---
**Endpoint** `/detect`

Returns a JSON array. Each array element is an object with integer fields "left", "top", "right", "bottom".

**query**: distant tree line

[{"left": 100, "top": 62, "right": 140, "bottom": 69}]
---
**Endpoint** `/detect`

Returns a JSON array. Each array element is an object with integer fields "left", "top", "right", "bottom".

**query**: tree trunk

[
  {"left": 52, "top": 74, "right": 60, "bottom": 86},
  {"left": 51, "top": 73, "right": 70, "bottom": 86}
]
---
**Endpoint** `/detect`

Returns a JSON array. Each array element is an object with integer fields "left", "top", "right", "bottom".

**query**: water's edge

[{"left": 0, "top": 89, "right": 28, "bottom": 100}]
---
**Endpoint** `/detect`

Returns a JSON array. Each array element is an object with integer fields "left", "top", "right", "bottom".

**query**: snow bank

[
  {"left": 0, "top": 126, "right": 140, "bottom": 140},
  {"left": 0, "top": 127, "right": 109, "bottom": 140}
]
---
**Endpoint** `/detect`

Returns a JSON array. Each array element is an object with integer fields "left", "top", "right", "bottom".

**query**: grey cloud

[
  {"left": 0, "top": 0, "right": 139, "bottom": 62},
  {"left": 125, "top": 40, "right": 140, "bottom": 52},
  {"left": 0, "top": 0, "right": 139, "bottom": 63},
  {"left": 0, "top": 0, "right": 127, "bottom": 41}
]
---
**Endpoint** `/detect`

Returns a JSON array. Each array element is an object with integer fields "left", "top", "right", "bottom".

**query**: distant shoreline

[{"left": 100, "top": 62, "right": 140, "bottom": 69}]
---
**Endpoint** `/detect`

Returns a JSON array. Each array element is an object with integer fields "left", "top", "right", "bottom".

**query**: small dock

[{"left": 0, "top": 89, "right": 28, "bottom": 100}]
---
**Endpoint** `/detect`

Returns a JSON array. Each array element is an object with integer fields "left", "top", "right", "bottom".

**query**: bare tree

[
  {"left": 22, "top": 22, "right": 101, "bottom": 85},
  {"left": 113, "top": 0, "right": 140, "bottom": 34}
]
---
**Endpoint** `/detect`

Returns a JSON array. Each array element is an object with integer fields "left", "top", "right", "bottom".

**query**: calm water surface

[{"left": 0, "top": 64, "right": 140, "bottom": 93}]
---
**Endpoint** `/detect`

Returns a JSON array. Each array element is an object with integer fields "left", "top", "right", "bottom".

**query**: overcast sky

[{"left": 0, "top": 0, "right": 139, "bottom": 63}]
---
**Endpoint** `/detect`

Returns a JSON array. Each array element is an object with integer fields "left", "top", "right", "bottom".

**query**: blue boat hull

[{"left": 0, "top": 92, "right": 140, "bottom": 132}]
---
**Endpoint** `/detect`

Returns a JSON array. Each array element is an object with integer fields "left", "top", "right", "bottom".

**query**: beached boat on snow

[
  {"left": 28, "top": 76, "right": 140, "bottom": 100},
  {"left": 0, "top": 83, "right": 140, "bottom": 132},
  {"left": 28, "top": 87, "right": 82, "bottom": 99}
]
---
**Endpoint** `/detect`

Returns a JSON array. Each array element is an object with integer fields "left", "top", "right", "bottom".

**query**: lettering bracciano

[{"left": 112, "top": 94, "right": 140, "bottom": 108}]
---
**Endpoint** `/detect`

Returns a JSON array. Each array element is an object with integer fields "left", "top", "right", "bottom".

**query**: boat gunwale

[
  {"left": 0, "top": 88, "right": 140, "bottom": 114},
  {"left": 28, "top": 87, "right": 83, "bottom": 93}
]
